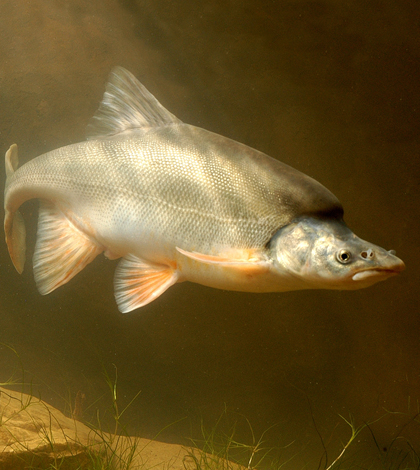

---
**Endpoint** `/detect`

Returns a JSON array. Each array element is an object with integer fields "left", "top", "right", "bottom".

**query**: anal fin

[
  {"left": 33, "top": 201, "right": 103, "bottom": 295},
  {"left": 114, "top": 254, "right": 179, "bottom": 313}
]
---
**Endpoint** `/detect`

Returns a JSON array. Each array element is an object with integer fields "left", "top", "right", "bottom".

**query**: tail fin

[
  {"left": 4, "top": 144, "right": 26, "bottom": 273},
  {"left": 5, "top": 143, "right": 19, "bottom": 177}
]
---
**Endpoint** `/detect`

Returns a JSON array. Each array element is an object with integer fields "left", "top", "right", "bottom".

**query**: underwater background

[{"left": 0, "top": 1, "right": 419, "bottom": 468}]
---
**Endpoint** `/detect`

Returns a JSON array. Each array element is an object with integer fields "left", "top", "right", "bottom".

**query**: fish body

[{"left": 4, "top": 67, "right": 405, "bottom": 312}]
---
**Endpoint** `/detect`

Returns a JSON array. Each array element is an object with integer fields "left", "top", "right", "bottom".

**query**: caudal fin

[{"left": 4, "top": 144, "right": 26, "bottom": 273}]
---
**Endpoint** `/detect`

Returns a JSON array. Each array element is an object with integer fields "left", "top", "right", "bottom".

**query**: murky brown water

[{"left": 0, "top": 1, "right": 419, "bottom": 468}]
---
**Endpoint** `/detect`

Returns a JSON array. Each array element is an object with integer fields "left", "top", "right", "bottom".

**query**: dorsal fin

[{"left": 86, "top": 67, "right": 182, "bottom": 139}]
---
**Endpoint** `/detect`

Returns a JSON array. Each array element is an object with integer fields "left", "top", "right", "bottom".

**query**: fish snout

[
  {"left": 378, "top": 247, "right": 405, "bottom": 273},
  {"left": 385, "top": 249, "right": 406, "bottom": 273},
  {"left": 360, "top": 246, "right": 404, "bottom": 269},
  {"left": 352, "top": 246, "right": 405, "bottom": 282}
]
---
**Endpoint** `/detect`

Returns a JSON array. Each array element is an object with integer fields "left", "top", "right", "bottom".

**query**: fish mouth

[{"left": 352, "top": 265, "right": 405, "bottom": 282}]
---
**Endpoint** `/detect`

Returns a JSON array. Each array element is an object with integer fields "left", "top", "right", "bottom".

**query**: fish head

[{"left": 270, "top": 216, "right": 405, "bottom": 290}]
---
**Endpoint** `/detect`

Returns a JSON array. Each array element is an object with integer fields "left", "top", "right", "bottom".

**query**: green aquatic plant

[
  {"left": 82, "top": 364, "right": 142, "bottom": 469},
  {"left": 364, "top": 408, "right": 420, "bottom": 470},
  {"left": 182, "top": 407, "right": 420, "bottom": 470},
  {"left": 322, "top": 415, "right": 367, "bottom": 470},
  {"left": 183, "top": 408, "right": 296, "bottom": 470},
  {"left": 312, "top": 411, "right": 420, "bottom": 470}
]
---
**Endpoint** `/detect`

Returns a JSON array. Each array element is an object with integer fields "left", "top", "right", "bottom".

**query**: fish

[{"left": 4, "top": 67, "right": 405, "bottom": 313}]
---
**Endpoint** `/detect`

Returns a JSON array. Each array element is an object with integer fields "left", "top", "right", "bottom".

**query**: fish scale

[{"left": 4, "top": 67, "right": 404, "bottom": 312}]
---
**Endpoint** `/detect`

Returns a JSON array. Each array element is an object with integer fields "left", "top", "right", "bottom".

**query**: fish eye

[{"left": 336, "top": 250, "right": 352, "bottom": 264}]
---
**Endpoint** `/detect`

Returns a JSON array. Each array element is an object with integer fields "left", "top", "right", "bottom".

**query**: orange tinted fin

[
  {"left": 176, "top": 247, "right": 270, "bottom": 274},
  {"left": 114, "top": 254, "right": 179, "bottom": 313},
  {"left": 33, "top": 201, "right": 103, "bottom": 295}
]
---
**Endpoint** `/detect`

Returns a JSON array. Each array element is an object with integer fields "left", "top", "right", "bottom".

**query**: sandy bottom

[{"left": 0, "top": 386, "right": 244, "bottom": 470}]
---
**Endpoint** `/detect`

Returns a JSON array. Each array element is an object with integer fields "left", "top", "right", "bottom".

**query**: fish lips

[{"left": 352, "top": 258, "right": 405, "bottom": 283}]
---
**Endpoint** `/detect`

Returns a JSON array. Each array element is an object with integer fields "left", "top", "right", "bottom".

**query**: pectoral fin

[
  {"left": 33, "top": 201, "right": 103, "bottom": 295},
  {"left": 176, "top": 247, "right": 270, "bottom": 274},
  {"left": 114, "top": 255, "right": 179, "bottom": 313}
]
